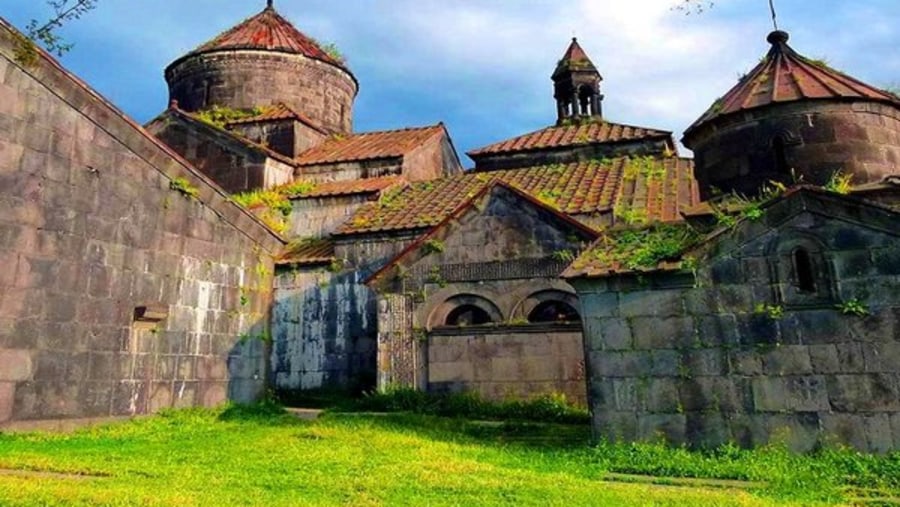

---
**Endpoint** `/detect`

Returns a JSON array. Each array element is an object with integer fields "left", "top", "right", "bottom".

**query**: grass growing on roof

[
  {"left": 582, "top": 223, "right": 701, "bottom": 272},
  {"left": 0, "top": 401, "right": 898, "bottom": 505}
]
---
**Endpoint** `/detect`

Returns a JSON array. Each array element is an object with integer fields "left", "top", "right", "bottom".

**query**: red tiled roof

[
  {"left": 225, "top": 102, "right": 326, "bottom": 134},
  {"left": 278, "top": 238, "right": 335, "bottom": 266},
  {"left": 289, "top": 176, "right": 402, "bottom": 199},
  {"left": 553, "top": 37, "right": 599, "bottom": 79},
  {"left": 686, "top": 31, "right": 900, "bottom": 136},
  {"left": 468, "top": 121, "right": 671, "bottom": 157},
  {"left": 295, "top": 125, "right": 445, "bottom": 166},
  {"left": 185, "top": 5, "right": 346, "bottom": 70},
  {"left": 336, "top": 157, "right": 698, "bottom": 235}
]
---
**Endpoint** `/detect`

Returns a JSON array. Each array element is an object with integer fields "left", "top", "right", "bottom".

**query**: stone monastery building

[{"left": 0, "top": 4, "right": 899, "bottom": 451}]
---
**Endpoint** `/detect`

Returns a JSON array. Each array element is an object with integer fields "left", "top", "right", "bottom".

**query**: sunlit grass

[{"left": 0, "top": 404, "right": 894, "bottom": 506}]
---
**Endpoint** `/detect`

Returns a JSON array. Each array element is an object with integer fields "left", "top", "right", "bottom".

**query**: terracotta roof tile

[
  {"left": 295, "top": 124, "right": 445, "bottom": 166},
  {"left": 225, "top": 102, "right": 326, "bottom": 134},
  {"left": 686, "top": 31, "right": 900, "bottom": 136},
  {"left": 289, "top": 176, "right": 402, "bottom": 199},
  {"left": 278, "top": 238, "right": 335, "bottom": 266},
  {"left": 336, "top": 157, "right": 698, "bottom": 235},
  {"left": 468, "top": 121, "right": 671, "bottom": 157},
  {"left": 185, "top": 6, "right": 345, "bottom": 69}
]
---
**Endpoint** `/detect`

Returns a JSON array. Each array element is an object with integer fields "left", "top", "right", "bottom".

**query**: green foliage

[
  {"left": 551, "top": 249, "right": 576, "bottom": 263},
  {"left": 422, "top": 239, "right": 446, "bottom": 255},
  {"left": 169, "top": 177, "right": 199, "bottom": 199},
  {"left": 837, "top": 298, "right": 870, "bottom": 317},
  {"left": 754, "top": 303, "right": 784, "bottom": 320},
  {"left": 614, "top": 205, "right": 648, "bottom": 225},
  {"left": 354, "top": 387, "right": 589, "bottom": 424},
  {"left": 23, "top": 0, "right": 98, "bottom": 59},
  {"left": 2, "top": 403, "right": 900, "bottom": 505},
  {"left": 232, "top": 181, "right": 317, "bottom": 236},
  {"left": 595, "top": 224, "right": 700, "bottom": 271},
  {"left": 824, "top": 171, "right": 854, "bottom": 195},
  {"left": 195, "top": 105, "right": 267, "bottom": 128},
  {"left": 623, "top": 156, "right": 667, "bottom": 181}
]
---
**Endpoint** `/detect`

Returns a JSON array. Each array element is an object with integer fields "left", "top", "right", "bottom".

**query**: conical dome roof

[
  {"left": 183, "top": 3, "right": 345, "bottom": 69},
  {"left": 685, "top": 31, "right": 899, "bottom": 137},
  {"left": 553, "top": 38, "right": 601, "bottom": 79}
]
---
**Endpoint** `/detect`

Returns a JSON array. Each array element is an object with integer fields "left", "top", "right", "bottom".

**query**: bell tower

[{"left": 552, "top": 38, "right": 604, "bottom": 125}]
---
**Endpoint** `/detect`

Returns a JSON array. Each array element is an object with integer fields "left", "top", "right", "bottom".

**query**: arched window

[
  {"left": 445, "top": 305, "right": 494, "bottom": 327},
  {"left": 527, "top": 301, "right": 581, "bottom": 323},
  {"left": 793, "top": 247, "right": 817, "bottom": 293},
  {"left": 579, "top": 85, "right": 595, "bottom": 116},
  {"left": 430, "top": 294, "right": 503, "bottom": 329}
]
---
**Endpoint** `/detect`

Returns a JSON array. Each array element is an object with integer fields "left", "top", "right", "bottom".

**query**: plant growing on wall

[
  {"left": 423, "top": 239, "right": 445, "bottom": 255},
  {"left": 837, "top": 298, "right": 869, "bottom": 317},
  {"left": 824, "top": 171, "right": 854, "bottom": 195},
  {"left": 170, "top": 177, "right": 199, "bottom": 199}
]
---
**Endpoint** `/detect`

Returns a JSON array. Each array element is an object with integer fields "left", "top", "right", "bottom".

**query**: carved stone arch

[
  {"left": 510, "top": 289, "right": 581, "bottom": 324},
  {"left": 428, "top": 294, "right": 503, "bottom": 329},
  {"left": 766, "top": 231, "right": 835, "bottom": 307}
]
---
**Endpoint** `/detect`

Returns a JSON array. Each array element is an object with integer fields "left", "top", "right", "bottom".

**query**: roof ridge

[{"left": 350, "top": 123, "right": 445, "bottom": 137}]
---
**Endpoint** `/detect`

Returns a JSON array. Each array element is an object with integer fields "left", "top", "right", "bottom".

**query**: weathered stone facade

[
  {"left": 0, "top": 22, "right": 283, "bottom": 425},
  {"left": 369, "top": 184, "right": 596, "bottom": 402},
  {"left": 147, "top": 111, "right": 294, "bottom": 193},
  {"left": 687, "top": 101, "right": 900, "bottom": 199},
  {"left": 166, "top": 51, "right": 357, "bottom": 134},
  {"left": 571, "top": 190, "right": 900, "bottom": 452}
]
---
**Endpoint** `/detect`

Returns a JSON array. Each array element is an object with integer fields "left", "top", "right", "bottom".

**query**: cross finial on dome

[{"left": 266, "top": 0, "right": 274, "bottom": 9}]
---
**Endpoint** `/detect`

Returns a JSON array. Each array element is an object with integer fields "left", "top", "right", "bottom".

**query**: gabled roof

[
  {"left": 366, "top": 181, "right": 600, "bottom": 288},
  {"left": 288, "top": 176, "right": 402, "bottom": 199},
  {"left": 179, "top": 5, "right": 346, "bottom": 70},
  {"left": 278, "top": 238, "right": 335, "bottom": 266},
  {"left": 685, "top": 31, "right": 900, "bottom": 137},
  {"left": 553, "top": 37, "right": 600, "bottom": 79},
  {"left": 468, "top": 121, "right": 672, "bottom": 157},
  {"left": 151, "top": 106, "right": 300, "bottom": 167},
  {"left": 0, "top": 19, "right": 284, "bottom": 253},
  {"left": 564, "top": 186, "right": 900, "bottom": 280},
  {"left": 336, "top": 157, "right": 698, "bottom": 235},
  {"left": 295, "top": 124, "right": 446, "bottom": 166},
  {"left": 225, "top": 102, "right": 327, "bottom": 135}
]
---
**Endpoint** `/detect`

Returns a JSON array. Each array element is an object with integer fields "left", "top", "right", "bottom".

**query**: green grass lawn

[{"left": 0, "top": 404, "right": 896, "bottom": 506}]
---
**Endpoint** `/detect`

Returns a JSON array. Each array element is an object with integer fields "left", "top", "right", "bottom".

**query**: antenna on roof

[{"left": 769, "top": 0, "right": 779, "bottom": 31}]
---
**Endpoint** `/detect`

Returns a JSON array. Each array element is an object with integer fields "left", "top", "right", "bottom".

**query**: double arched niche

[{"left": 428, "top": 290, "right": 581, "bottom": 329}]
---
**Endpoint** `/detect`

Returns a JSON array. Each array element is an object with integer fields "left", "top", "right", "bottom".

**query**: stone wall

[
  {"left": 0, "top": 25, "right": 282, "bottom": 424},
  {"left": 271, "top": 234, "right": 417, "bottom": 393},
  {"left": 166, "top": 51, "right": 357, "bottom": 134},
  {"left": 287, "top": 195, "right": 373, "bottom": 240},
  {"left": 271, "top": 268, "right": 376, "bottom": 391},
  {"left": 147, "top": 114, "right": 294, "bottom": 193},
  {"left": 428, "top": 326, "right": 586, "bottom": 404},
  {"left": 686, "top": 101, "right": 900, "bottom": 199},
  {"left": 402, "top": 134, "right": 462, "bottom": 181},
  {"left": 228, "top": 119, "right": 327, "bottom": 160},
  {"left": 573, "top": 193, "right": 900, "bottom": 452},
  {"left": 296, "top": 158, "right": 403, "bottom": 183}
]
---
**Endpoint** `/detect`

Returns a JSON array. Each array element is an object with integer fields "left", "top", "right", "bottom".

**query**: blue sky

[{"left": 4, "top": 1, "right": 900, "bottom": 164}]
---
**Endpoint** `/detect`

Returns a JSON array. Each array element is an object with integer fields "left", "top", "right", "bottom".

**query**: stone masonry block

[
  {"left": 826, "top": 374, "right": 900, "bottom": 412},
  {"left": 619, "top": 290, "right": 684, "bottom": 318},
  {"left": 753, "top": 376, "right": 830, "bottom": 412},
  {"left": 0, "top": 349, "right": 32, "bottom": 381},
  {"left": 593, "top": 318, "right": 631, "bottom": 351},
  {"left": 632, "top": 317, "right": 695, "bottom": 350},
  {"left": 762, "top": 346, "right": 812, "bottom": 375},
  {"left": 0, "top": 382, "right": 14, "bottom": 422}
]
